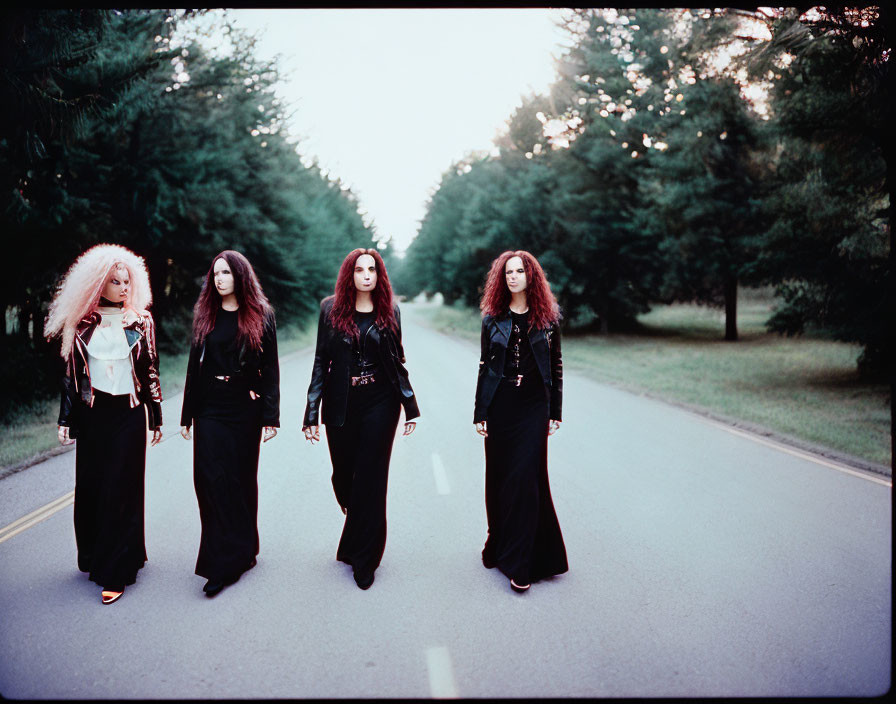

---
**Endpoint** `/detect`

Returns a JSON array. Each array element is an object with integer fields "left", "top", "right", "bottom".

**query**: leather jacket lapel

[
  {"left": 494, "top": 312, "right": 511, "bottom": 344},
  {"left": 528, "top": 326, "right": 551, "bottom": 381},
  {"left": 123, "top": 327, "right": 142, "bottom": 350},
  {"left": 75, "top": 313, "right": 100, "bottom": 348}
]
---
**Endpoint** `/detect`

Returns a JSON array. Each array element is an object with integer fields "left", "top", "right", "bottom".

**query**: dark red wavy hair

[
  {"left": 192, "top": 250, "right": 273, "bottom": 351},
  {"left": 326, "top": 248, "right": 397, "bottom": 338},
  {"left": 480, "top": 250, "right": 560, "bottom": 329}
]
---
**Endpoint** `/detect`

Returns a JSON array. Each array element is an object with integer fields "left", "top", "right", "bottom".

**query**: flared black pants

[
  {"left": 73, "top": 390, "right": 148, "bottom": 589},
  {"left": 325, "top": 379, "right": 401, "bottom": 580}
]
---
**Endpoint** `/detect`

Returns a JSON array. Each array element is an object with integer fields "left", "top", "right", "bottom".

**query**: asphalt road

[{"left": 0, "top": 302, "right": 890, "bottom": 698}]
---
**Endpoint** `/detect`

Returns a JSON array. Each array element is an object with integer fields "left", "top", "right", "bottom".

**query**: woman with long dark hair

[
  {"left": 180, "top": 250, "right": 280, "bottom": 597},
  {"left": 474, "top": 250, "right": 568, "bottom": 593},
  {"left": 302, "top": 248, "right": 420, "bottom": 590},
  {"left": 46, "top": 244, "right": 163, "bottom": 605}
]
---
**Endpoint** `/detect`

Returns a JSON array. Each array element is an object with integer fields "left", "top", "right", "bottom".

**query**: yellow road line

[{"left": 0, "top": 491, "right": 74, "bottom": 545}]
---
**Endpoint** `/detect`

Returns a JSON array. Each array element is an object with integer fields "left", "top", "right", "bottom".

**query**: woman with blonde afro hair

[{"left": 45, "top": 243, "right": 163, "bottom": 605}]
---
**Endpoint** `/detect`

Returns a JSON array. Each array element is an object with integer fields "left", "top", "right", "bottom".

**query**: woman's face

[
  {"left": 213, "top": 257, "right": 235, "bottom": 297},
  {"left": 505, "top": 256, "right": 527, "bottom": 294},
  {"left": 102, "top": 265, "right": 130, "bottom": 304},
  {"left": 354, "top": 253, "right": 377, "bottom": 292}
]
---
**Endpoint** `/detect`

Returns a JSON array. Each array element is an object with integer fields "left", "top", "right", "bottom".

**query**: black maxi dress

[
  {"left": 192, "top": 309, "right": 265, "bottom": 582},
  {"left": 482, "top": 311, "right": 568, "bottom": 585},
  {"left": 324, "top": 310, "right": 402, "bottom": 582}
]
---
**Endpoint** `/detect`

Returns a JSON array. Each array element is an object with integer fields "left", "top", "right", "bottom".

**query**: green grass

[
  {"left": 415, "top": 296, "right": 891, "bottom": 470},
  {"left": 0, "top": 323, "right": 317, "bottom": 472}
]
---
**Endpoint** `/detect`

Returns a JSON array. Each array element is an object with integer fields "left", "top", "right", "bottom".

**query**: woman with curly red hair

[
  {"left": 474, "top": 250, "right": 568, "bottom": 593},
  {"left": 45, "top": 243, "right": 163, "bottom": 605},
  {"left": 303, "top": 248, "right": 420, "bottom": 590},
  {"left": 180, "top": 250, "right": 280, "bottom": 598}
]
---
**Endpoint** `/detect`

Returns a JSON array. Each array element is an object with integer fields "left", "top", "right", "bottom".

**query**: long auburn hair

[
  {"left": 480, "top": 250, "right": 560, "bottom": 330},
  {"left": 45, "top": 243, "right": 153, "bottom": 359},
  {"left": 327, "top": 248, "right": 397, "bottom": 338},
  {"left": 191, "top": 250, "right": 272, "bottom": 351}
]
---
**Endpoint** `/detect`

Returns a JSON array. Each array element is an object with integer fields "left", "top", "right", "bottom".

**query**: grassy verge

[
  {"left": 415, "top": 296, "right": 891, "bottom": 470},
  {"left": 0, "top": 322, "right": 316, "bottom": 472}
]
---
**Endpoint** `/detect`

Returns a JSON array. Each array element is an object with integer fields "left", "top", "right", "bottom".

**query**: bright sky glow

[{"left": 195, "top": 9, "right": 569, "bottom": 254}]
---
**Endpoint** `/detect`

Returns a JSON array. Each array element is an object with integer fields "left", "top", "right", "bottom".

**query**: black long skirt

[
  {"left": 73, "top": 390, "right": 148, "bottom": 589},
  {"left": 482, "top": 374, "right": 568, "bottom": 585},
  {"left": 193, "top": 377, "right": 263, "bottom": 581},
  {"left": 325, "top": 378, "right": 401, "bottom": 581}
]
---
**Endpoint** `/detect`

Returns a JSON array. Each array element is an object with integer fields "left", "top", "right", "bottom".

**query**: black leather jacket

[
  {"left": 180, "top": 310, "right": 280, "bottom": 428},
  {"left": 58, "top": 309, "right": 163, "bottom": 438},
  {"left": 303, "top": 298, "right": 420, "bottom": 428},
  {"left": 473, "top": 311, "right": 562, "bottom": 424}
]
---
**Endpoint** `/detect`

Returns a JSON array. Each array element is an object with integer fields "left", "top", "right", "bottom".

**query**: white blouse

[{"left": 86, "top": 311, "right": 136, "bottom": 397}]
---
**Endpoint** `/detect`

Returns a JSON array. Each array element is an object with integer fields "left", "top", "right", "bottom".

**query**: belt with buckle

[{"left": 351, "top": 372, "right": 376, "bottom": 386}]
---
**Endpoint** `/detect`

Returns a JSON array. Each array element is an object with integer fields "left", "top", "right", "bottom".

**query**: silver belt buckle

[{"left": 214, "top": 375, "right": 231, "bottom": 382}]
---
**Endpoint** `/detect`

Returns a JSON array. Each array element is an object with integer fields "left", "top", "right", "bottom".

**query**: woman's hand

[
  {"left": 262, "top": 426, "right": 277, "bottom": 443},
  {"left": 181, "top": 426, "right": 192, "bottom": 440},
  {"left": 150, "top": 428, "right": 163, "bottom": 446},
  {"left": 475, "top": 421, "right": 488, "bottom": 437},
  {"left": 548, "top": 419, "right": 561, "bottom": 436},
  {"left": 303, "top": 425, "right": 320, "bottom": 444},
  {"left": 57, "top": 426, "right": 74, "bottom": 446},
  {"left": 402, "top": 421, "right": 416, "bottom": 436}
]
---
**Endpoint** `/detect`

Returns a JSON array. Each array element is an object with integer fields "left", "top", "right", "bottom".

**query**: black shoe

[
  {"left": 353, "top": 571, "right": 375, "bottom": 590},
  {"left": 482, "top": 552, "right": 497, "bottom": 569},
  {"left": 203, "top": 579, "right": 226, "bottom": 597},
  {"left": 510, "top": 578, "right": 530, "bottom": 593},
  {"left": 246, "top": 557, "right": 257, "bottom": 572}
]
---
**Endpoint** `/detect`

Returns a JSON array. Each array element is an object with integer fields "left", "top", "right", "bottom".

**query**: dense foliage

[
  {"left": 397, "top": 7, "right": 891, "bottom": 370},
  {"left": 1, "top": 9, "right": 376, "bottom": 418}
]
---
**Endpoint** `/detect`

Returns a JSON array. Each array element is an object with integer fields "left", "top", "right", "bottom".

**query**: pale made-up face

[
  {"left": 214, "top": 257, "right": 235, "bottom": 297},
  {"left": 354, "top": 254, "right": 377, "bottom": 292},
  {"left": 505, "top": 256, "right": 527, "bottom": 294},
  {"left": 101, "top": 265, "right": 130, "bottom": 304}
]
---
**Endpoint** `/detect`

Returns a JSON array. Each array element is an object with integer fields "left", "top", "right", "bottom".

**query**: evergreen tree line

[
  {"left": 0, "top": 9, "right": 376, "bottom": 419},
  {"left": 395, "top": 7, "right": 892, "bottom": 378}
]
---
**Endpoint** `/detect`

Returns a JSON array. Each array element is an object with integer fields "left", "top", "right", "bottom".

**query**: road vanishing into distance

[{"left": 0, "top": 302, "right": 890, "bottom": 698}]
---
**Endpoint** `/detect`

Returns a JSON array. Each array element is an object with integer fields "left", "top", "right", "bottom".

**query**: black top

[
  {"left": 503, "top": 311, "right": 539, "bottom": 380},
  {"left": 350, "top": 310, "right": 379, "bottom": 377},
  {"left": 181, "top": 309, "right": 280, "bottom": 428},
  {"left": 204, "top": 308, "right": 240, "bottom": 377}
]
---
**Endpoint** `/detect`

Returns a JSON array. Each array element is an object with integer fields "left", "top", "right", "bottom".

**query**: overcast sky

[{"left": 215, "top": 8, "right": 570, "bottom": 254}]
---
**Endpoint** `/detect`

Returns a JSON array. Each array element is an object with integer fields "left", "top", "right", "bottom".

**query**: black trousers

[
  {"left": 193, "top": 376, "right": 263, "bottom": 581},
  {"left": 73, "top": 390, "right": 148, "bottom": 589},
  {"left": 482, "top": 374, "right": 568, "bottom": 584},
  {"left": 325, "top": 378, "right": 401, "bottom": 579}
]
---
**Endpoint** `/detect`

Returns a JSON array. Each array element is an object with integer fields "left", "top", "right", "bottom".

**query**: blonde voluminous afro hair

[{"left": 45, "top": 243, "right": 153, "bottom": 359}]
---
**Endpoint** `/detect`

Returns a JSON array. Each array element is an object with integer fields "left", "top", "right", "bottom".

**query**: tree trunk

[
  {"left": 17, "top": 305, "right": 29, "bottom": 339},
  {"left": 31, "top": 300, "right": 45, "bottom": 349},
  {"left": 598, "top": 296, "right": 610, "bottom": 335},
  {"left": 724, "top": 274, "right": 738, "bottom": 341}
]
